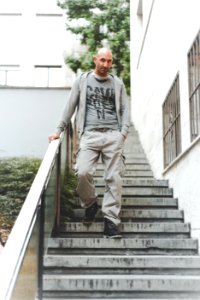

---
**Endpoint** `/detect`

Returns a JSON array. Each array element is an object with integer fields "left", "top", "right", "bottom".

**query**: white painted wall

[
  {"left": 0, "top": 87, "right": 70, "bottom": 158},
  {"left": 0, "top": 0, "right": 78, "bottom": 87},
  {"left": 131, "top": 0, "right": 200, "bottom": 240}
]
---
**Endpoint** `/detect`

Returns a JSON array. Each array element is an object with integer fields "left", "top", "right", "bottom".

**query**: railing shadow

[{"left": 0, "top": 124, "right": 74, "bottom": 300}]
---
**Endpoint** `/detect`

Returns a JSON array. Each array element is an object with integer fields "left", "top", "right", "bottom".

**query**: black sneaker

[
  {"left": 103, "top": 218, "right": 122, "bottom": 239},
  {"left": 83, "top": 202, "right": 99, "bottom": 225}
]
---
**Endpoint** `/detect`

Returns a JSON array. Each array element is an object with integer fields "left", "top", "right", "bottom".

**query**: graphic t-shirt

[{"left": 84, "top": 73, "right": 119, "bottom": 130}]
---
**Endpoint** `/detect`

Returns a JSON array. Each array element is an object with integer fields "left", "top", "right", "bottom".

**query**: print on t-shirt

[
  {"left": 84, "top": 74, "right": 119, "bottom": 130},
  {"left": 87, "top": 85, "right": 115, "bottom": 119}
]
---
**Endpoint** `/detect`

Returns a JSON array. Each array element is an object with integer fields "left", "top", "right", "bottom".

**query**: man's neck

[{"left": 93, "top": 71, "right": 109, "bottom": 80}]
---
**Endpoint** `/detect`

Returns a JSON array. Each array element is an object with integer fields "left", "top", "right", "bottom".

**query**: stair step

[
  {"left": 72, "top": 197, "right": 178, "bottom": 208},
  {"left": 94, "top": 170, "right": 154, "bottom": 177},
  {"left": 43, "top": 274, "right": 200, "bottom": 293},
  {"left": 73, "top": 209, "right": 183, "bottom": 222},
  {"left": 41, "top": 292, "right": 200, "bottom": 300},
  {"left": 60, "top": 222, "right": 190, "bottom": 236},
  {"left": 97, "top": 163, "right": 152, "bottom": 171},
  {"left": 97, "top": 155, "right": 148, "bottom": 162},
  {"left": 47, "top": 238, "right": 198, "bottom": 255},
  {"left": 44, "top": 255, "right": 200, "bottom": 275},
  {"left": 96, "top": 187, "right": 173, "bottom": 197},
  {"left": 94, "top": 179, "right": 169, "bottom": 187}
]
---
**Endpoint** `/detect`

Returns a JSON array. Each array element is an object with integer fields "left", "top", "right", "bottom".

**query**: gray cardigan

[{"left": 55, "top": 72, "right": 130, "bottom": 138}]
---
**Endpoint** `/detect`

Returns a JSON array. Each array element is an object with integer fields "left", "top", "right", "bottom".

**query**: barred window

[
  {"left": 188, "top": 30, "right": 200, "bottom": 141},
  {"left": 163, "top": 75, "right": 181, "bottom": 168}
]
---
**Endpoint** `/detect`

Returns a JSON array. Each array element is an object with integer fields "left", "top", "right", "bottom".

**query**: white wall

[
  {"left": 0, "top": 0, "right": 78, "bottom": 87},
  {"left": 131, "top": 0, "right": 200, "bottom": 240},
  {"left": 0, "top": 87, "right": 70, "bottom": 158}
]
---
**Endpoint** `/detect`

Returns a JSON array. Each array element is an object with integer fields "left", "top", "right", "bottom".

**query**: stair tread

[
  {"left": 44, "top": 255, "right": 200, "bottom": 268},
  {"left": 42, "top": 298, "right": 200, "bottom": 300},
  {"left": 44, "top": 274, "right": 200, "bottom": 279},
  {"left": 60, "top": 222, "right": 190, "bottom": 233},
  {"left": 73, "top": 197, "right": 178, "bottom": 206},
  {"left": 94, "top": 179, "right": 169, "bottom": 186},
  {"left": 43, "top": 274, "right": 200, "bottom": 292},
  {"left": 96, "top": 187, "right": 174, "bottom": 197},
  {"left": 48, "top": 237, "right": 198, "bottom": 250},
  {"left": 73, "top": 209, "right": 184, "bottom": 221}
]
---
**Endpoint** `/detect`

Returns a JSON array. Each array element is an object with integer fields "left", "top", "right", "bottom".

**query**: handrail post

[
  {"left": 55, "top": 143, "right": 61, "bottom": 235},
  {"left": 37, "top": 197, "right": 44, "bottom": 300}
]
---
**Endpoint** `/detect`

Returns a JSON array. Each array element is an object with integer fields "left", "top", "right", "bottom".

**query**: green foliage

[
  {"left": 58, "top": 0, "right": 130, "bottom": 94},
  {"left": 60, "top": 167, "right": 77, "bottom": 221},
  {"left": 0, "top": 157, "right": 41, "bottom": 229}
]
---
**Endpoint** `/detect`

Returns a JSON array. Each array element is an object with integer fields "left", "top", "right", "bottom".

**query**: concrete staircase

[{"left": 43, "top": 125, "right": 200, "bottom": 299}]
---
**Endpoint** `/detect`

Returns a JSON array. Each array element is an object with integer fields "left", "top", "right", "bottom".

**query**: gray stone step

[
  {"left": 41, "top": 292, "right": 200, "bottom": 300},
  {"left": 44, "top": 255, "right": 200, "bottom": 275},
  {"left": 43, "top": 274, "right": 200, "bottom": 294},
  {"left": 123, "top": 153, "right": 147, "bottom": 159},
  {"left": 96, "top": 187, "right": 173, "bottom": 197},
  {"left": 94, "top": 169, "right": 154, "bottom": 177},
  {"left": 94, "top": 179, "right": 168, "bottom": 187},
  {"left": 47, "top": 237, "right": 198, "bottom": 255},
  {"left": 72, "top": 197, "right": 178, "bottom": 208},
  {"left": 96, "top": 163, "right": 152, "bottom": 171},
  {"left": 98, "top": 156, "right": 148, "bottom": 163},
  {"left": 60, "top": 222, "right": 190, "bottom": 238},
  {"left": 73, "top": 209, "right": 183, "bottom": 222}
]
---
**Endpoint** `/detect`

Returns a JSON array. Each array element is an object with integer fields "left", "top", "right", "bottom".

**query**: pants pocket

[{"left": 120, "top": 154, "right": 126, "bottom": 176}]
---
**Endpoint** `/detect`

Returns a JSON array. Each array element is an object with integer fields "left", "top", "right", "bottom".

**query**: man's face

[{"left": 94, "top": 51, "right": 113, "bottom": 77}]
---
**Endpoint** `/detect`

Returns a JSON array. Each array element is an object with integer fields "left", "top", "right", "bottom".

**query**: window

[
  {"left": 163, "top": 74, "right": 181, "bottom": 168},
  {"left": 34, "top": 65, "right": 63, "bottom": 87},
  {"left": 0, "top": 65, "right": 20, "bottom": 86},
  {"left": 188, "top": 30, "right": 200, "bottom": 141}
]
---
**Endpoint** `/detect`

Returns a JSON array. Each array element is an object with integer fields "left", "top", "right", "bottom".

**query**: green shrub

[
  {"left": 60, "top": 167, "right": 77, "bottom": 221},
  {"left": 0, "top": 157, "right": 41, "bottom": 229}
]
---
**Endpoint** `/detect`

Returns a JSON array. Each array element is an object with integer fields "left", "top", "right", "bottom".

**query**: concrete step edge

[
  {"left": 60, "top": 222, "right": 190, "bottom": 233},
  {"left": 48, "top": 238, "right": 198, "bottom": 250},
  {"left": 43, "top": 274, "right": 200, "bottom": 291},
  {"left": 73, "top": 209, "right": 184, "bottom": 219},
  {"left": 43, "top": 255, "right": 200, "bottom": 268},
  {"left": 94, "top": 179, "right": 169, "bottom": 187}
]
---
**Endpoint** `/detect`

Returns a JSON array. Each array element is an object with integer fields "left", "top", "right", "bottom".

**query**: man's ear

[{"left": 93, "top": 55, "right": 97, "bottom": 64}]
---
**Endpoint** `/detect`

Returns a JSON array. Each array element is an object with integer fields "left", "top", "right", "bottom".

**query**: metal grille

[
  {"left": 188, "top": 29, "right": 200, "bottom": 141},
  {"left": 163, "top": 74, "right": 181, "bottom": 168}
]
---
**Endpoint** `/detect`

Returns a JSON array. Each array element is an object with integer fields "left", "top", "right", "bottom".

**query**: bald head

[
  {"left": 96, "top": 47, "right": 113, "bottom": 57},
  {"left": 93, "top": 48, "right": 113, "bottom": 77}
]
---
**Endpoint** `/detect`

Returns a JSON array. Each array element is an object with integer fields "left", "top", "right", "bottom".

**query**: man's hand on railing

[{"left": 48, "top": 132, "right": 60, "bottom": 143}]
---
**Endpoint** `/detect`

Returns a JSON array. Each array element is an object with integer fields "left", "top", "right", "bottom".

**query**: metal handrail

[{"left": 0, "top": 127, "right": 73, "bottom": 300}]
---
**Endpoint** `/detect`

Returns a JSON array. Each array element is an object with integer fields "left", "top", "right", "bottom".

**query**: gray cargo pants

[{"left": 75, "top": 129, "right": 125, "bottom": 225}]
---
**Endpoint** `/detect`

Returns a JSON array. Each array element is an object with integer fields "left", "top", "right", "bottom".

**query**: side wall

[
  {"left": 0, "top": 87, "right": 70, "bottom": 158},
  {"left": 131, "top": 0, "right": 200, "bottom": 240}
]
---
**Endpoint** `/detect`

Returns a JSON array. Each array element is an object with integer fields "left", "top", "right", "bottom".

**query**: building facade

[
  {"left": 0, "top": 0, "right": 78, "bottom": 157},
  {"left": 0, "top": 0, "right": 79, "bottom": 87},
  {"left": 131, "top": 0, "right": 200, "bottom": 240}
]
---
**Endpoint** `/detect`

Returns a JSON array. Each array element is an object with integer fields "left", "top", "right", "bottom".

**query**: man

[{"left": 49, "top": 48, "right": 130, "bottom": 238}]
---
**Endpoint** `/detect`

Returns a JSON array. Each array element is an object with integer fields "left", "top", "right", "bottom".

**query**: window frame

[
  {"left": 162, "top": 74, "right": 182, "bottom": 168},
  {"left": 34, "top": 65, "right": 62, "bottom": 87},
  {"left": 0, "top": 65, "right": 20, "bottom": 86},
  {"left": 188, "top": 29, "right": 200, "bottom": 142}
]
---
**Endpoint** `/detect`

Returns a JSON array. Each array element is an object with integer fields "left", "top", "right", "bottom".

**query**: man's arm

[
  {"left": 120, "top": 82, "right": 130, "bottom": 139},
  {"left": 48, "top": 76, "right": 80, "bottom": 143}
]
